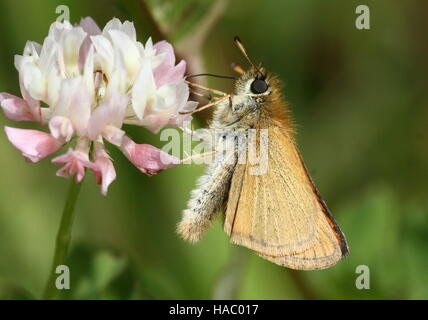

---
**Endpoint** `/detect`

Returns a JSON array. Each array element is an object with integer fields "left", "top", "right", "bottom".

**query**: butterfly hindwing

[{"left": 224, "top": 126, "right": 348, "bottom": 270}]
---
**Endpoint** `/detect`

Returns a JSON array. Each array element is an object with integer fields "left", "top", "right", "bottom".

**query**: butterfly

[{"left": 177, "top": 37, "right": 348, "bottom": 270}]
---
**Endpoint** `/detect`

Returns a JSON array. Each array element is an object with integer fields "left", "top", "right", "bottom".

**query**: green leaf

[
  {"left": 92, "top": 251, "right": 127, "bottom": 291},
  {"left": 137, "top": 266, "right": 187, "bottom": 299},
  {"left": 61, "top": 244, "right": 129, "bottom": 299},
  {"left": 143, "top": 0, "right": 219, "bottom": 43},
  {"left": 0, "top": 281, "right": 35, "bottom": 300}
]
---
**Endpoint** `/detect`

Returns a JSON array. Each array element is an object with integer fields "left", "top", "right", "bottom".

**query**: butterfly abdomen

[{"left": 177, "top": 146, "right": 238, "bottom": 243}]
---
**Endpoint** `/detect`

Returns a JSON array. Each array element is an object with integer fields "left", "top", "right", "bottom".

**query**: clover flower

[{"left": 0, "top": 17, "right": 197, "bottom": 195}]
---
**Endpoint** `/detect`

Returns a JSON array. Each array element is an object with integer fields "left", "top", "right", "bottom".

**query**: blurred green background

[{"left": 0, "top": 0, "right": 427, "bottom": 299}]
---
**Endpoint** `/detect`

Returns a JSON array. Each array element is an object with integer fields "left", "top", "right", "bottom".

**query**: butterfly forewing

[{"left": 224, "top": 126, "right": 348, "bottom": 270}]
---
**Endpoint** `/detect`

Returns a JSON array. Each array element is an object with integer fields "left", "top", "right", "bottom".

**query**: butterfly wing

[{"left": 224, "top": 126, "right": 348, "bottom": 270}]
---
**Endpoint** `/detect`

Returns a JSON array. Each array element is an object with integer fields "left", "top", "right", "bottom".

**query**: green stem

[
  {"left": 212, "top": 246, "right": 249, "bottom": 299},
  {"left": 42, "top": 180, "right": 83, "bottom": 300},
  {"left": 287, "top": 269, "right": 318, "bottom": 300}
]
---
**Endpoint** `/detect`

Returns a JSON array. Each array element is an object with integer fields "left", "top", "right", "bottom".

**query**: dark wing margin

[{"left": 296, "top": 151, "right": 349, "bottom": 257}]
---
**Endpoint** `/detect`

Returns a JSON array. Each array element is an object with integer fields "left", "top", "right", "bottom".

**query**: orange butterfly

[{"left": 178, "top": 37, "right": 348, "bottom": 270}]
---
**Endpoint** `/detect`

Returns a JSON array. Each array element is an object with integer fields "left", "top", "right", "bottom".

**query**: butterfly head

[
  {"left": 225, "top": 63, "right": 284, "bottom": 128},
  {"left": 210, "top": 37, "right": 288, "bottom": 128}
]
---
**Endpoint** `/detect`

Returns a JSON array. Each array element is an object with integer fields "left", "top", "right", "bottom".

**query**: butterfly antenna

[
  {"left": 185, "top": 73, "right": 238, "bottom": 80},
  {"left": 234, "top": 36, "right": 264, "bottom": 77}
]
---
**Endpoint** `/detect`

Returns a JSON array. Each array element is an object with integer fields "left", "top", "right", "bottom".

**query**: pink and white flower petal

[
  {"left": 92, "top": 143, "right": 116, "bottom": 196},
  {"left": 52, "top": 147, "right": 97, "bottom": 183},
  {"left": 157, "top": 82, "right": 189, "bottom": 111},
  {"left": 141, "top": 38, "right": 164, "bottom": 69},
  {"left": 22, "top": 41, "right": 41, "bottom": 60},
  {"left": 91, "top": 34, "right": 115, "bottom": 77},
  {"left": 153, "top": 41, "right": 175, "bottom": 69},
  {"left": 17, "top": 75, "right": 41, "bottom": 122},
  {"left": 57, "top": 26, "right": 88, "bottom": 77},
  {"left": 14, "top": 42, "right": 42, "bottom": 75},
  {"left": 49, "top": 116, "right": 74, "bottom": 142},
  {"left": 169, "top": 101, "right": 198, "bottom": 128},
  {"left": 21, "top": 63, "right": 47, "bottom": 101},
  {"left": 79, "top": 17, "right": 101, "bottom": 36},
  {"left": 38, "top": 37, "right": 60, "bottom": 77},
  {"left": 140, "top": 113, "right": 171, "bottom": 134},
  {"left": 104, "top": 50, "right": 127, "bottom": 98},
  {"left": 47, "top": 21, "right": 73, "bottom": 41},
  {"left": 154, "top": 60, "right": 186, "bottom": 88},
  {"left": 121, "top": 136, "right": 180, "bottom": 176},
  {"left": 131, "top": 59, "right": 156, "bottom": 119},
  {"left": 4, "top": 126, "right": 62, "bottom": 163},
  {"left": 82, "top": 45, "right": 95, "bottom": 101},
  {"left": 152, "top": 40, "right": 186, "bottom": 88},
  {"left": 45, "top": 63, "right": 63, "bottom": 108},
  {"left": 103, "top": 18, "right": 136, "bottom": 42},
  {"left": 79, "top": 17, "right": 101, "bottom": 70},
  {"left": 52, "top": 77, "right": 92, "bottom": 137},
  {"left": 138, "top": 82, "right": 195, "bottom": 133},
  {"left": 88, "top": 93, "right": 128, "bottom": 145},
  {"left": 0, "top": 93, "right": 37, "bottom": 121},
  {"left": 108, "top": 30, "right": 141, "bottom": 83}
]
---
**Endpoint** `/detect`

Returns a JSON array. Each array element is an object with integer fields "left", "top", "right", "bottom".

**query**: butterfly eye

[{"left": 250, "top": 79, "right": 268, "bottom": 94}]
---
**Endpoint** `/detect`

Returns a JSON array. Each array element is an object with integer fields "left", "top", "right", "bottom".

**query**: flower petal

[
  {"left": 0, "top": 93, "right": 36, "bottom": 121},
  {"left": 48, "top": 21, "right": 73, "bottom": 41},
  {"left": 132, "top": 59, "right": 156, "bottom": 119},
  {"left": 138, "top": 82, "right": 195, "bottom": 133},
  {"left": 153, "top": 40, "right": 175, "bottom": 68},
  {"left": 58, "top": 26, "right": 87, "bottom": 77},
  {"left": 87, "top": 93, "right": 128, "bottom": 145},
  {"left": 45, "top": 60, "right": 63, "bottom": 108},
  {"left": 155, "top": 60, "right": 186, "bottom": 88},
  {"left": 23, "top": 41, "right": 41, "bottom": 59},
  {"left": 169, "top": 101, "right": 198, "bottom": 128},
  {"left": 39, "top": 36, "right": 59, "bottom": 75},
  {"left": 49, "top": 116, "right": 74, "bottom": 142},
  {"left": 92, "top": 144, "right": 116, "bottom": 196},
  {"left": 108, "top": 29, "right": 141, "bottom": 82},
  {"left": 140, "top": 37, "right": 164, "bottom": 68},
  {"left": 152, "top": 40, "right": 186, "bottom": 88},
  {"left": 79, "top": 18, "right": 101, "bottom": 70},
  {"left": 103, "top": 18, "right": 123, "bottom": 34},
  {"left": 103, "top": 18, "right": 136, "bottom": 41},
  {"left": 121, "top": 136, "right": 180, "bottom": 176},
  {"left": 79, "top": 17, "right": 101, "bottom": 36},
  {"left": 53, "top": 77, "right": 92, "bottom": 137},
  {"left": 141, "top": 113, "right": 170, "bottom": 134},
  {"left": 52, "top": 148, "right": 97, "bottom": 183},
  {"left": 22, "top": 63, "right": 46, "bottom": 101},
  {"left": 4, "top": 126, "right": 62, "bottom": 162},
  {"left": 104, "top": 50, "right": 127, "bottom": 98},
  {"left": 17, "top": 74, "right": 41, "bottom": 122},
  {"left": 91, "top": 35, "right": 115, "bottom": 77}
]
